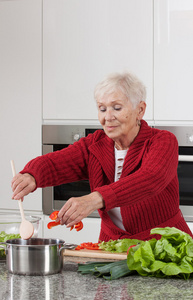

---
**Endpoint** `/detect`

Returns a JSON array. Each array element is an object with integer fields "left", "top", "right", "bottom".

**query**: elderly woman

[{"left": 11, "top": 72, "right": 193, "bottom": 241}]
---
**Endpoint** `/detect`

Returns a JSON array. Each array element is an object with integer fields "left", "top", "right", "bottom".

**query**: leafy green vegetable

[
  {"left": 99, "top": 238, "right": 142, "bottom": 253},
  {"left": 78, "top": 227, "right": 193, "bottom": 280},
  {"left": 127, "top": 227, "right": 193, "bottom": 279},
  {"left": 0, "top": 231, "right": 20, "bottom": 259},
  {"left": 78, "top": 259, "right": 134, "bottom": 280}
]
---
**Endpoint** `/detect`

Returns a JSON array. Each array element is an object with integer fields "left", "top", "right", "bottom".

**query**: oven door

[
  {"left": 178, "top": 154, "right": 193, "bottom": 221},
  {"left": 42, "top": 144, "right": 99, "bottom": 217}
]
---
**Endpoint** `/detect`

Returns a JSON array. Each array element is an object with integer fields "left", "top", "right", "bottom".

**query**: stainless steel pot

[{"left": 0, "top": 238, "right": 77, "bottom": 275}]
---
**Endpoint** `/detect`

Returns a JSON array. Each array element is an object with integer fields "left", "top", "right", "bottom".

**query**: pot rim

[{"left": 1, "top": 238, "right": 65, "bottom": 247}]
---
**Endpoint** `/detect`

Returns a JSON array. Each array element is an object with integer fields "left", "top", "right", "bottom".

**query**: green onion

[{"left": 78, "top": 260, "right": 134, "bottom": 280}]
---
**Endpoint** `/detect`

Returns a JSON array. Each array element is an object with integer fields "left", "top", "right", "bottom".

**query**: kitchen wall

[
  {"left": 1, "top": 0, "right": 193, "bottom": 240},
  {"left": 0, "top": 0, "right": 42, "bottom": 213}
]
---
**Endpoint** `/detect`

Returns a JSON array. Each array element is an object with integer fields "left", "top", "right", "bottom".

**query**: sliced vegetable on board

[
  {"left": 99, "top": 238, "right": 141, "bottom": 253},
  {"left": 78, "top": 227, "right": 193, "bottom": 280},
  {"left": 75, "top": 242, "right": 99, "bottom": 250},
  {"left": 127, "top": 244, "right": 136, "bottom": 255}
]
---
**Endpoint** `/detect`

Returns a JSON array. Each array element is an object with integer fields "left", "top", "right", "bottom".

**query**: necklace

[{"left": 114, "top": 142, "right": 129, "bottom": 150}]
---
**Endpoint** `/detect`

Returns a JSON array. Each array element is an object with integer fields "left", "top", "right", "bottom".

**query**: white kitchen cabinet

[
  {"left": 0, "top": 0, "right": 42, "bottom": 211},
  {"left": 187, "top": 222, "right": 193, "bottom": 234},
  {"left": 43, "top": 215, "right": 101, "bottom": 244},
  {"left": 154, "top": 0, "right": 193, "bottom": 122},
  {"left": 43, "top": 0, "right": 153, "bottom": 121}
]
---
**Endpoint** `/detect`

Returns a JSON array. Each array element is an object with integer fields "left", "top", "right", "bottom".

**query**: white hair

[{"left": 94, "top": 71, "right": 146, "bottom": 108}]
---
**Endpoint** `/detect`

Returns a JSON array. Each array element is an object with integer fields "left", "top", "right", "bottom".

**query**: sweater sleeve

[
  {"left": 20, "top": 137, "right": 93, "bottom": 188},
  {"left": 94, "top": 130, "right": 179, "bottom": 211}
]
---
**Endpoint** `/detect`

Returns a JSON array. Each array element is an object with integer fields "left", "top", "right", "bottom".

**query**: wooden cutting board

[{"left": 63, "top": 248, "right": 127, "bottom": 260}]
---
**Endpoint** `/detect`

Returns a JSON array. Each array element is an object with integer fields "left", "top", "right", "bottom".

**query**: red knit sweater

[{"left": 21, "top": 120, "right": 193, "bottom": 241}]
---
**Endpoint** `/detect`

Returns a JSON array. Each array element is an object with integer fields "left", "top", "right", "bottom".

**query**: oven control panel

[
  {"left": 187, "top": 133, "right": 193, "bottom": 144},
  {"left": 73, "top": 133, "right": 81, "bottom": 141},
  {"left": 155, "top": 126, "right": 193, "bottom": 146},
  {"left": 42, "top": 125, "right": 102, "bottom": 145}
]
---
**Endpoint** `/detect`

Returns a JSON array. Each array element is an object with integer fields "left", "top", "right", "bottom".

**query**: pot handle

[{"left": 59, "top": 243, "right": 77, "bottom": 254}]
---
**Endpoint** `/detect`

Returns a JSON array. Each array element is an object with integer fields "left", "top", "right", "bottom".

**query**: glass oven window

[
  {"left": 54, "top": 181, "right": 90, "bottom": 200},
  {"left": 178, "top": 147, "right": 193, "bottom": 206},
  {"left": 53, "top": 144, "right": 91, "bottom": 201},
  {"left": 178, "top": 162, "right": 193, "bottom": 206}
]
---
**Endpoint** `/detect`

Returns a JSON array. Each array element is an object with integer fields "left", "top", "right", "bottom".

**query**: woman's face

[{"left": 97, "top": 90, "right": 146, "bottom": 148}]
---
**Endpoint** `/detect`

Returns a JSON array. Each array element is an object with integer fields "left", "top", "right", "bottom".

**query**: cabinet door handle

[
  {"left": 155, "top": 0, "right": 170, "bottom": 44},
  {"left": 178, "top": 155, "right": 193, "bottom": 162}
]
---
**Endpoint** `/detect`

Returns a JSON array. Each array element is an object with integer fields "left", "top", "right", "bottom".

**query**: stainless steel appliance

[
  {"left": 42, "top": 125, "right": 102, "bottom": 217},
  {"left": 155, "top": 126, "right": 193, "bottom": 222},
  {"left": 42, "top": 125, "right": 193, "bottom": 222}
]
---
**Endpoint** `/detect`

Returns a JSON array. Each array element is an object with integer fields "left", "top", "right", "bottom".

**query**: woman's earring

[{"left": 137, "top": 119, "right": 141, "bottom": 126}]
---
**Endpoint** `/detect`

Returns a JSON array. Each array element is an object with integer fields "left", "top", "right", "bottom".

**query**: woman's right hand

[{"left": 11, "top": 173, "right": 36, "bottom": 200}]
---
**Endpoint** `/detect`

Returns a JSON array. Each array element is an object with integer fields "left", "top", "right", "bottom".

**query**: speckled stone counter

[{"left": 1, "top": 257, "right": 193, "bottom": 300}]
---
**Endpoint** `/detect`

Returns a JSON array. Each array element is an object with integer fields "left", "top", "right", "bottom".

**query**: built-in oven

[
  {"left": 155, "top": 126, "right": 193, "bottom": 222},
  {"left": 42, "top": 125, "right": 193, "bottom": 222},
  {"left": 42, "top": 125, "right": 102, "bottom": 218}
]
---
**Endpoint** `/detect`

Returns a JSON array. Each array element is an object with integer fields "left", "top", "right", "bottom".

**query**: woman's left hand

[{"left": 56, "top": 191, "right": 104, "bottom": 228}]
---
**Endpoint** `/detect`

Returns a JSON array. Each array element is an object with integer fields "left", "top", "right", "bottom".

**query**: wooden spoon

[{"left": 10, "top": 160, "right": 34, "bottom": 240}]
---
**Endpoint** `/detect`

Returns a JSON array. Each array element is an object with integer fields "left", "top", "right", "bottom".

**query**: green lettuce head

[{"left": 127, "top": 227, "right": 193, "bottom": 279}]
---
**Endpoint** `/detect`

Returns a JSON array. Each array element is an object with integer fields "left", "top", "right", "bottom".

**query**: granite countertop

[{"left": 1, "top": 257, "right": 193, "bottom": 300}]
